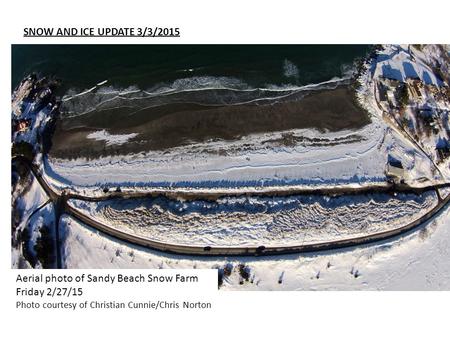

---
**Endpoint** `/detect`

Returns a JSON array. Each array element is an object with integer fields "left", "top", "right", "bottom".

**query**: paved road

[{"left": 13, "top": 156, "right": 450, "bottom": 257}]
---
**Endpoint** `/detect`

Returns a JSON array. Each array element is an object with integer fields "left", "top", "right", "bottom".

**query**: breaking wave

[{"left": 61, "top": 73, "right": 353, "bottom": 118}]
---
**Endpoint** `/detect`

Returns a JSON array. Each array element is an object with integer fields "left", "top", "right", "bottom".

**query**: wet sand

[{"left": 49, "top": 86, "right": 370, "bottom": 159}]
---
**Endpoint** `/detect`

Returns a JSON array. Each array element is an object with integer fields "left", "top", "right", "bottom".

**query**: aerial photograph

[{"left": 11, "top": 44, "right": 450, "bottom": 290}]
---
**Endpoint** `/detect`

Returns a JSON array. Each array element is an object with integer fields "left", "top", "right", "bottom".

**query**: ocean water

[{"left": 12, "top": 45, "right": 370, "bottom": 93}]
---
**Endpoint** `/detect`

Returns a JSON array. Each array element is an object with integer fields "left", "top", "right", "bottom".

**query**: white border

[{"left": 1, "top": 1, "right": 449, "bottom": 337}]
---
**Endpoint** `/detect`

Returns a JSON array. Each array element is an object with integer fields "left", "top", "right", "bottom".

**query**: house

[
  {"left": 406, "top": 79, "right": 421, "bottom": 100},
  {"left": 386, "top": 156, "right": 406, "bottom": 183},
  {"left": 386, "top": 163, "right": 405, "bottom": 178},
  {"left": 15, "top": 119, "right": 31, "bottom": 132}
]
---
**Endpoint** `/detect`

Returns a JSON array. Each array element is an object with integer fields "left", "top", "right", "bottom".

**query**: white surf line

[
  {"left": 62, "top": 76, "right": 349, "bottom": 108},
  {"left": 61, "top": 79, "right": 109, "bottom": 102},
  {"left": 124, "top": 91, "right": 312, "bottom": 117},
  {"left": 139, "top": 76, "right": 351, "bottom": 98},
  {"left": 60, "top": 76, "right": 351, "bottom": 118}
]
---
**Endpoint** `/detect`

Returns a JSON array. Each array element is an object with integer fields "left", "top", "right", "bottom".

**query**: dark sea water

[{"left": 12, "top": 45, "right": 370, "bottom": 92}]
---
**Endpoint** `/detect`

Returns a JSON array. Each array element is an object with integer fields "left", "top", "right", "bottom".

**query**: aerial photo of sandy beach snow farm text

[{"left": 11, "top": 44, "right": 450, "bottom": 290}]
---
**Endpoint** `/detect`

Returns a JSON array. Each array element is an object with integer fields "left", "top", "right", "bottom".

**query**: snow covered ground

[
  {"left": 60, "top": 203, "right": 450, "bottom": 290},
  {"left": 360, "top": 44, "right": 450, "bottom": 182}
]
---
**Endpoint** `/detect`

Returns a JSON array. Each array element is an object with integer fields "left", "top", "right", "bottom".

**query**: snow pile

[
  {"left": 68, "top": 191, "right": 437, "bottom": 246},
  {"left": 86, "top": 130, "right": 138, "bottom": 146}
]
